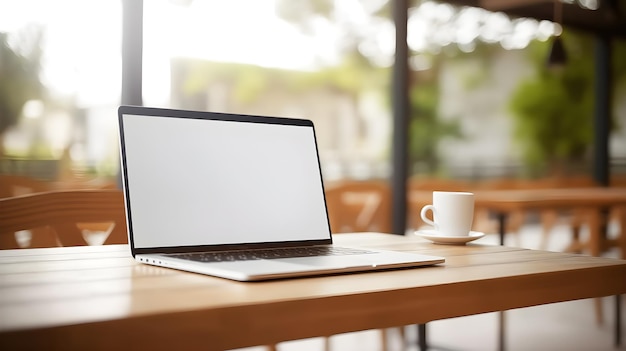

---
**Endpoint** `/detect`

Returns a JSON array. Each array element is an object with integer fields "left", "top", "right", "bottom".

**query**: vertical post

[
  {"left": 391, "top": 0, "right": 410, "bottom": 236},
  {"left": 593, "top": 34, "right": 621, "bottom": 348},
  {"left": 392, "top": 1, "right": 421, "bottom": 349},
  {"left": 592, "top": 35, "right": 611, "bottom": 187},
  {"left": 121, "top": 0, "right": 143, "bottom": 107},
  {"left": 119, "top": 0, "right": 144, "bottom": 188}
]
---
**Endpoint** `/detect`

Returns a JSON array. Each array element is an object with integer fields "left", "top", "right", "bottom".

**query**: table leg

[
  {"left": 418, "top": 324, "right": 427, "bottom": 351},
  {"left": 499, "top": 310, "right": 506, "bottom": 351},
  {"left": 617, "top": 295, "right": 622, "bottom": 347},
  {"left": 496, "top": 211, "right": 507, "bottom": 351},
  {"left": 497, "top": 212, "right": 506, "bottom": 246},
  {"left": 617, "top": 208, "right": 625, "bottom": 347}
]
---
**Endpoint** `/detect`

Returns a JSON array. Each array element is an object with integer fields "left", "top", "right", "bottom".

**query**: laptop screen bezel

[{"left": 117, "top": 105, "right": 333, "bottom": 256}]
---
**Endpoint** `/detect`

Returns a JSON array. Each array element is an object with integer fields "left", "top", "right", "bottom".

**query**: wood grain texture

[{"left": 0, "top": 233, "right": 625, "bottom": 350}]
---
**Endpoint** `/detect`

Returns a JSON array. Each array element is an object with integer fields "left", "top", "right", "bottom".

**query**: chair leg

[
  {"left": 382, "top": 327, "right": 406, "bottom": 351},
  {"left": 398, "top": 326, "right": 406, "bottom": 350},
  {"left": 380, "top": 329, "right": 388, "bottom": 351},
  {"left": 539, "top": 209, "right": 558, "bottom": 250},
  {"left": 595, "top": 297, "right": 604, "bottom": 325}
]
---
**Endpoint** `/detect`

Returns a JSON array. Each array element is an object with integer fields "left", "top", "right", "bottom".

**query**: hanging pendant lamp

[{"left": 547, "top": 0, "right": 567, "bottom": 68}]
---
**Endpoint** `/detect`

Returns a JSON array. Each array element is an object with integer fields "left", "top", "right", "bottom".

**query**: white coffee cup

[{"left": 420, "top": 191, "right": 474, "bottom": 236}]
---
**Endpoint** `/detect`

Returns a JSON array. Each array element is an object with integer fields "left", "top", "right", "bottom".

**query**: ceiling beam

[
  {"left": 444, "top": 0, "right": 626, "bottom": 38},
  {"left": 479, "top": 0, "right": 551, "bottom": 12}
]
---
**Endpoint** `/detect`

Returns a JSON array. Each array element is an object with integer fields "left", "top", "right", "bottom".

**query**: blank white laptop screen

[{"left": 121, "top": 112, "right": 330, "bottom": 249}]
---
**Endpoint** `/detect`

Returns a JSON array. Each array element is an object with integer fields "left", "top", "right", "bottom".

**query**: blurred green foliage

[
  {"left": 0, "top": 28, "right": 44, "bottom": 144},
  {"left": 509, "top": 32, "right": 626, "bottom": 174},
  {"left": 409, "top": 77, "right": 461, "bottom": 174},
  {"left": 274, "top": 0, "right": 462, "bottom": 175},
  {"left": 178, "top": 54, "right": 388, "bottom": 105}
]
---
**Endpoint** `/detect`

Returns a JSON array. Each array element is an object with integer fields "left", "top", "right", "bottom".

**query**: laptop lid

[{"left": 118, "top": 106, "right": 332, "bottom": 257}]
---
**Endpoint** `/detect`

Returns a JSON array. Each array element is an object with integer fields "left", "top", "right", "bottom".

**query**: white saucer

[{"left": 415, "top": 230, "right": 485, "bottom": 245}]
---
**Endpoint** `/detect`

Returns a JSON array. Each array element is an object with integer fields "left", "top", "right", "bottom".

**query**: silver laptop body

[{"left": 118, "top": 106, "right": 444, "bottom": 281}]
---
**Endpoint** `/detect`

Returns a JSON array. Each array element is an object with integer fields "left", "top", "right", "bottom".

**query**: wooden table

[
  {"left": 411, "top": 187, "right": 626, "bottom": 257},
  {"left": 475, "top": 188, "right": 626, "bottom": 350},
  {"left": 476, "top": 188, "right": 626, "bottom": 253},
  {"left": 1, "top": 233, "right": 625, "bottom": 350},
  {"left": 411, "top": 187, "right": 626, "bottom": 349}
]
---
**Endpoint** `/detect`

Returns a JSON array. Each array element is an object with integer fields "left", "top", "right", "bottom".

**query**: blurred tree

[
  {"left": 276, "top": 0, "right": 464, "bottom": 175},
  {"left": 276, "top": 0, "right": 390, "bottom": 67},
  {"left": 612, "top": 38, "right": 626, "bottom": 107},
  {"left": 509, "top": 32, "right": 626, "bottom": 175},
  {"left": 408, "top": 70, "right": 461, "bottom": 174},
  {"left": 275, "top": 0, "right": 334, "bottom": 36},
  {"left": 0, "top": 27, "right": 44, "bottom": 157},
  {"left": 412, "top": 40, "right": 506, "bottom": 175}
]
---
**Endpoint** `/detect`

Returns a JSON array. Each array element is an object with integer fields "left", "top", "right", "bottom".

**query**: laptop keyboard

[{"left": 168, "top": 246, "right": 374, "bottom": 263}]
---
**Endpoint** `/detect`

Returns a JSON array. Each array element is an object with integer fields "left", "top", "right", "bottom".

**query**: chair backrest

[
  {"left": 324, "top": 180, "right": 391, "bottom": 233},
  {"left": 0, "top": 190, "right": 127, "bottom": 249},
  {"left": 0, "top": 174, "right": 50, "bottom": 198}
]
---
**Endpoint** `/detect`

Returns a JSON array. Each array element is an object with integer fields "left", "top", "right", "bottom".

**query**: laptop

[{"left": 117, "top": 105, "right": 444, "bottom": 281}]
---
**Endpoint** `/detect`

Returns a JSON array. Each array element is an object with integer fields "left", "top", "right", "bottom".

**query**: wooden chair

[
  {"left": 325, "top": 180, "right": 392, "bottom": 233},
  {"left": 324, "top": 180, "right": 403, "bottom": 351},
  {"left": 0, "top": 174, "right": 50, "bottom": 198},
  {"left": 0, "top": 188, "right": 279, "bottom": 351},
  {"left": 0, "top": 190, "right": 127, "bottom": 249},
  {"left": 0, "top": 174, "right": 58, "bottom": 247}
]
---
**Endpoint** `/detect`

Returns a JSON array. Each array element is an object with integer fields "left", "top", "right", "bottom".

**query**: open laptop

[{"left": 118, "top": 105, "right": 444, "bottom": 281}]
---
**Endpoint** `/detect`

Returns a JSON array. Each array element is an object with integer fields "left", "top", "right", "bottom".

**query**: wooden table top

[
  {"left": 475, "top": 187, "right": 626, "bottom": 211},
  {"left": 411, "top": 187, "right": 626, "bottom": 211},
  {"left": 1, "top": 233, "right": 625, "bottom": 350}
]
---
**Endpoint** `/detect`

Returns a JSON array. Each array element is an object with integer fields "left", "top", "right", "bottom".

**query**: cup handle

[{"left": 420, "top": 205, "right": 436, "bottom": 227}]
